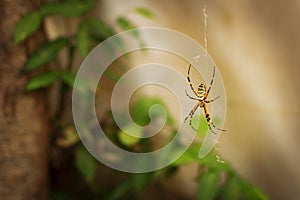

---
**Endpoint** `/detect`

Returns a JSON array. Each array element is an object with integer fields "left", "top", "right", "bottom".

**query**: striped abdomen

[{"left": 197, "top": 83, "right": 206, "bottom": 100}]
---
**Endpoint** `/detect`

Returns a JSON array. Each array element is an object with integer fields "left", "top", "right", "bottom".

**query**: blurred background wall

[{"left": 91, "top": 0, "right": 300, "bottom": 199}]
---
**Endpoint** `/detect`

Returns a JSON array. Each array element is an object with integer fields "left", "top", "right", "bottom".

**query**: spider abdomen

[{"left": 197, "top": 83, "right": 206, "bottom": 99}]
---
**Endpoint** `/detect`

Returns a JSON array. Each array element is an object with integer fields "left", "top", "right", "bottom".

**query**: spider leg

[
  {"left": 205, "top": 115, "right": 225, "bottom": 134},
  {"left": 207, "top": 123, "right": 218, "bottom": 134},
  {"left": 205, "top": 96, "right": 220, "bottom": 103},
  {"left": 184, "top": 104, "right": 199, "bottom": 123},
  {"left": 184, "top": 103, "right": 199, "bottom": 124},
  {"left": 203, "top": 103, "right": 226, "bottom": 134},
  {"left": 188, "top": 118, "right": 198, "bottom": 131},
  {"left": 205, "top": 66, "right": 215, "bottom": 98},
  {"left": 187, "top": 64, "right": 198, "bottom": 96},
  {"left": 211, "top": 122, "right": 226, "bottom": 132},
  {"left": 185, "top": 90, "right": 201, "bottom": 101}
]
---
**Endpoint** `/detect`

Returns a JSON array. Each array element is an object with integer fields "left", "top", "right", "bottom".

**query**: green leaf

[
  {"left": 60, "top": 71, "right": 76, "bottom": 88},
  {"left": 106, "top": 181, "right": 131, "bottom": 200},
  {"left": 117, "top": 16, "right": 136, "bottom": 31},
  {"left": 75, "top": 145, "right": 98, "bottom": 183},
  {"left": 116, "top": 17, "right": 145, "bottom": 47},
  {"left": 131, "top": 173, "right": 152, "bottom": 192},
  {"left": 172, "top": 144, "right": 199, "bottom": 166},
  {"left": 118, "top": 124, "right": 142, "bottom": 146},
  {"left": 131, "top": 97, "right": 155, "bottom": 126},
  {"left": 76, "top": 19, "right": 115, "bottom": 57},
  {"left": 199, "top": 155, "right": 231, "bottom": 172},
  {"left": 193, "top": 115, "right": 208, "bottom": 137},
  {"left": 91, "top": 19, "right": 115, "bottom": 38},
  {"left": 221, "top": 175, "right": 242, "bottom": 200},
  {"left": 134, "top": 7, "right": 154, "bottom": 18},
  {"left": 14, "top": 12, "right": 42, "bottom": 43},
  {"left": 103, "top": 69, "right": 121, "bottom": 82},
  {"left": 197, "top": 170, "right": 220, "bottom": 200},
  {"left": 26, "top": 71, "right": 58, "bottom": 91},
  {"left": 39, "top": 0, "right": 95, "bottom": 17},
  {"left": 243, "top": 182, "right": 269, "bottom": 200},
  {"left": 76, "top": 21, "right": 90, "bottom": 57},
  {"left": 131, "top": 96, "right": 173, "bottom": 126},
  {"left": 22, "top": 37, "right": 69, "bottom": 72}
]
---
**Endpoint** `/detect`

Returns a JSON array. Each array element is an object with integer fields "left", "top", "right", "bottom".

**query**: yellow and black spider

[{"left": 184, "top": 64, "right": 225, "bottom": 134}]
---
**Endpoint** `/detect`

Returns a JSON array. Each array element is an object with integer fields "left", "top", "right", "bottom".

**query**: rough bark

[{"left": 0, "top": 0, "right": 49, "bottom": 199}]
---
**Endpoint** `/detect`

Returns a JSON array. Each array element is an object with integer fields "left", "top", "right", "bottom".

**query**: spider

[{"left": 184, "top": 64, "right": 225, "bottom": 134}]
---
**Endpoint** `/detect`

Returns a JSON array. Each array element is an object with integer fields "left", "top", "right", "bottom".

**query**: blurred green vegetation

[{"left": 15, "top": 0, "right": 268, "bottom": 199}]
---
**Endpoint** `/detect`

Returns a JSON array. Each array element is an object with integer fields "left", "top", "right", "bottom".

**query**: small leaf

[
  {"left": 131, "top": 173, "right": 152, "bottom": 192},
  {"left": 91, "top": 19, "right": 115, "bottom": 38},
  {"left": 103, "top": 69, "right": 121, "bottom": 82},
  {"left": 131, "top": 97, "right": 173, "bottom": 126},
  {"left": 197, "top": 170, "right": 220, "bottom": 200},
  {"left": 22, "top": 37, "right": 69, "bottom": 72},
  {"left": 243, "top": 182, "right": 269, "bottom": 200},
  {"left": 131, "top": 97, "right": 154, "bottom": 126},
  {"left": 116, "top": 16, "right": 143, "bottom": 46},
  {"left": 193, "top": 115, "right": 209, "bottom": 137},
  {"left": 118, "top": 124, "right": 142, "bottom": 146},
  {"left": 75, "top": 145, "right": 98, "bottom": 183},
  {"left": 14, "top": 12, "right": 42, "bottom": 43},
  {"left": 117, "top": 16, "right": 135, "bottom": 31},
  {"left": 26, "top": 71, "right": 58, "bottom": 91},
  {"left": 172, "top": 144, "right": 199, "bottom": 166},
  {"left": 199, "top": 155, "right": 231, "bottom": 172},
  {"left": 39, "top": 0, "right": 95, "bottom": 17},
  {"left": 76, "top": 19, "right": 115, "bottom": 57},
  {"left": 134, "top": 7, "right": 154, "bottom": 18},
  {"left": 76, "top": 21, "right": 90, "bottom": 57},
  {"left": 221, "top": 175, "right": 242, "bottom": 200},
  {"left": 60, "top": 71, "right": 76, "bottom": 88},
  {"left": 106, "top": 181, "right": 131, "bottom": 200}
]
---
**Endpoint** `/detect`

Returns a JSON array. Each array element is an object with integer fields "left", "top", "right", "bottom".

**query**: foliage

[
  {"left": 22, "top": 37, "right": 69, "bottom": 72},
  {"left": 15, "top": 1, "right": 268, "bottom": 199},
  {"left": 14, "top": 0, "right": 95, "bottom": 43},
  {"left": 74, "top": 145, "right": 98, "bottom": 183}
]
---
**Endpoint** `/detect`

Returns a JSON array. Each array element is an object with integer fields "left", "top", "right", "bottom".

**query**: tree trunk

[{"left": 0, "top": 0, "right": 49, "bottom": 199}]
